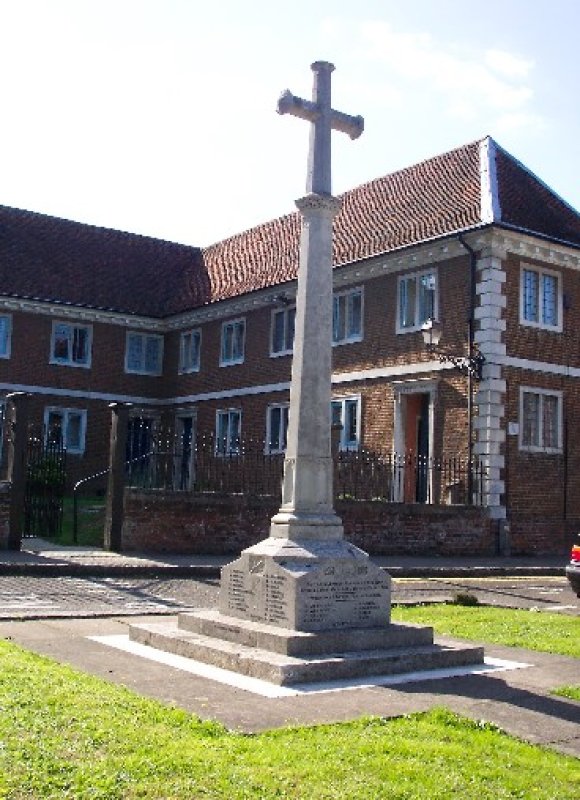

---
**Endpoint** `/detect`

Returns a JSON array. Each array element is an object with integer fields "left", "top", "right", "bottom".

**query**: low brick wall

[
  {"left": 121, "top": 490, "right": 496, "bottom": 556},
  {"left": 339, "top": 501, "right": 495, "bottom": 556},
  {"left": 122, "top": 492, "right": 277, "bottom": 555},
  {"left": 0, "top": 482, "right": 12, "bottom": 550},
  {"left": 508, "top": 516, "right": 578, "bottom": 556}
]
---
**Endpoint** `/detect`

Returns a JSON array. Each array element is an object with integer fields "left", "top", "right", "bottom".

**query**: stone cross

[
  {"left": 269, "top": 61, "right": 364, "bottom": 544},
  {"left": 277, "top": 61, "right": 364, "bottom": 195}
]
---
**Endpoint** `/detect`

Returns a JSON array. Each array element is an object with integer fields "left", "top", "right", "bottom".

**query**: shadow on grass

[{"left": 391, "top": 668, "right": 580, "bottom": 728}]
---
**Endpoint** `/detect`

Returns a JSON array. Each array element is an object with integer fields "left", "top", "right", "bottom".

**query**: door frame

[
  {"left": 174, "top": 408, "right": 197, "bottom": 490},
  {"left": 392, "top": 379, "right": 438, "bottom": 502}
]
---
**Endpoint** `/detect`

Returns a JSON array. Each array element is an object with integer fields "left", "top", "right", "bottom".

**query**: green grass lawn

[
  {"left": 552, "top": 686, "right": 580, "bottom": 702},
  {"left": 391, "top": 604, "right": 580, "bottom": 659},
  {"left": 51, "top": 495, "right": 106, "bottom": 547},
  {"left": 0, "top": 640, "right": 578, "bottom": 800}
]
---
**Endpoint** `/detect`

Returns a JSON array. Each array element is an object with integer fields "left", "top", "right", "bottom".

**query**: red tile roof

[
  {"left": 494, "top": 145, "right": 580, "bottom": 246},
  {"left": 204, "top": 140, "right": 484, "bottom": 303},
  {"left": 1, "top": 138, "right": 578, "bottom": 317},
  {"left": 0, "top": 207, "right": 210, "bottom": 317}
]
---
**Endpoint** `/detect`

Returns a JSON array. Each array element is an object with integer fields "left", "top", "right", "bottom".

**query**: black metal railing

[
  {"left": 23, "top": 433, "right": 67, "bottom": 536},
  {"left": 335, "top": 450, "right": 484, "bottom": 506},
  {"left": 124, "top": 433, "right": 485, "bottom": 507}
]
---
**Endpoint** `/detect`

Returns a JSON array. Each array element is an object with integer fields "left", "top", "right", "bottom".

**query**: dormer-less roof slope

[
  {"left": 203, "top": 137, "right": 580, "bottom": 305},
  {"left": 203, "top": 140, "right": 483, "bottom": 302},
  {"left": 0, "top": 206, "right": 210, "bottom": 317},
  {"left": 1, "top": 138, "right": 578, "bottom": 317},
  {"left": 493, "top": 143, "right": 580, "bottom": 247}
]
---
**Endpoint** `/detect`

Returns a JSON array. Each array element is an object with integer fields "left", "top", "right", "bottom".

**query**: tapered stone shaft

[{"left": 270, "top": 61, "right": 364, "bottom": 542}]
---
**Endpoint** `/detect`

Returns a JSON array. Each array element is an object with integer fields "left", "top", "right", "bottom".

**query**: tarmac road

[{"left": 0, "top": 574, "right": 577, "bottom": 620}]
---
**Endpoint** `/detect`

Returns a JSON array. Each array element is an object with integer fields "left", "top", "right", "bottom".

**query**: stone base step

[
  {"left": 129, "top": 618, "right": 484, "bottom": 686},
  {"left": 178, "top": 608, "right": 434, "bottom": 656}
]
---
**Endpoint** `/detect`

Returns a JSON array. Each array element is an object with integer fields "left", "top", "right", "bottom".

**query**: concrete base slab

[
  {"left": 92, "top": 633, "right": 527, "bottom": 698},
  {"left": 128, "top": 614, "right": 485, "bottom": 686}
]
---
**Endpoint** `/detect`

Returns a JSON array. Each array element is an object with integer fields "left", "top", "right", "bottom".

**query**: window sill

[
  {"left": 395, "top": 326, "right": 428, "bottom": 335},
  {"left": 519, "top": 319, "right": 562, "bottom": 333},
  {"left": 49, "top": 359, "right": 91, "bottom": 369},
  {"left": 519, "top": 445, "right": 563, "bottom": 455},
  {"left": 332, "top": 336, "right": 363, "bottom": 347}
]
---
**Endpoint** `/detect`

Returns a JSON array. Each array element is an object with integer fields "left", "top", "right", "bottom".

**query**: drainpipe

[{"left": 457, "top": 234, "right": 477, "bottom": 505}]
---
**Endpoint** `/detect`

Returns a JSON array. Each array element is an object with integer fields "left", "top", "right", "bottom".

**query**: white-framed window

[
  {"left": 331, "top": 396, "right": 361, "bottom": 450},
  {"left": 519, "top": 387, "right": 562, "bottom": 453},
  {"left": 44, "top": 407, "right": 87, "bottom": 454},
  {"left": 333, "top": 287, "right": 363, "bottom": 345},
  {"left": 520, "top": 265, "right": 562, "bottom": 331},
  {"left": 220, "top": 318, "right": 245, "bottom": 366},
  {"left": 215, "top": 409, "right": 241, "bottom": 456},
  {"left": 179, "top": 329, "right": 201, "bottom": 373},
  {"left": 125, "top": 332, "right": 163, "bottom": 375},
  {"left": 266, "top": 404, "right": 289, "bottom": 453},
  {"left": 270, "top": 306, "right": 296, "bottom": 356},
  {"left": 0, "top": 315, "right": 12, "bottom": 359},
  {"left": 397, "top": 270, "right": 437, "bottom": 333},
  {"left": 50, "top": 321, "right": 92, "bottom": 367}
]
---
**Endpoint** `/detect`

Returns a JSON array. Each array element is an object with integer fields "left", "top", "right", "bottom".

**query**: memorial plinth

[
  {"left": 218, "top": 538, "right": 391, "bottom": 631},
  {"left": 129, "top": 536, "right": 483, "bottom": 686}
]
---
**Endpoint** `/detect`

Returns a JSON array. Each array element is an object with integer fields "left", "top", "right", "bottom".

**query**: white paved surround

[{"left": 91, "top": 635, "right": 529, "bottom": 698}]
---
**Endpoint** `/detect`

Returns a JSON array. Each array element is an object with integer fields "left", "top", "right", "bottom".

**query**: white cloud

[
  {"left": 485, "top": 49, "right": 534, "bottom": 79},
  {"left": 356, "top": 21, "right": 539, "bottom": 125},
  {"left": 495, "top": 111, "right": 548, "bottom": 135}
]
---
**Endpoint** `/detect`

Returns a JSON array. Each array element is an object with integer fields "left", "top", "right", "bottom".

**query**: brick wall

[
  {"left": 0, "top": 311, "right": 166, "bottom": 397},
  {"left": 6, "top": 247, "right": 580, "bottom": 548},
  {"left": 503, "top": 365, "right": 580, "bottom": 525},
  {"left": 0, "top": 253, "right": 475, "bottom": 488},
  {"left": 508, "top": 516, "right": 577, "bottom": 555},
  {"left": 121, "top": 489, "right": 496, "bottom": 556},
  {"left": 504, "top": 253, "right": 580, "bottom": 366}
]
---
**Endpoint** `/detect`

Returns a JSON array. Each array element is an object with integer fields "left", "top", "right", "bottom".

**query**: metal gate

[{"left": 23, "top": 435, "right": 67, "bottom": 537}]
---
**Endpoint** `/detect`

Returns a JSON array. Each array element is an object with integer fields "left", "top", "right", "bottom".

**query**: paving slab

[{"left": 1, "top": 615, "right": 578, "bottom": 756}]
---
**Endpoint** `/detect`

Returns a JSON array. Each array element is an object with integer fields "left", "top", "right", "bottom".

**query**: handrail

[
  {"left": 72, "top": 452, "right": 154, "bottom": 544},
  {"left": 72, "top": 468, "right": 110, "bottom": 545}
]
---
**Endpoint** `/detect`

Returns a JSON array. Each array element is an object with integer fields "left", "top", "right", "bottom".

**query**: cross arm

[
  {"left": 277, "top": 89, "right": 363, "bottom": 140},
  {"left": 277, "top": 90, "right": 319, "bottom": 122},
  {"left": 332, "top": 110, "right": 364, "bottom": 140}
]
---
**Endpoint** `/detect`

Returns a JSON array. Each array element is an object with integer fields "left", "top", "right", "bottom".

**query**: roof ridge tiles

[{"left": 0, "top": 203, "right": 201, "bottom": 253}]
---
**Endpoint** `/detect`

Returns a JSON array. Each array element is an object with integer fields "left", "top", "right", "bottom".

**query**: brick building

[{"left": 1, "top": 136, "right": 579, "bottom": 554}]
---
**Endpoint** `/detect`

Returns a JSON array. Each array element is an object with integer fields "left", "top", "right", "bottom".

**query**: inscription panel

[
  {"left": 298, "top": 572, "right": 389, "bottom": 629},
  {"left": 219, "top": 552, "right": 391, "bottom": 631},
  {"left": 220, "top": 556, "right": 295, "bottom": 628}
]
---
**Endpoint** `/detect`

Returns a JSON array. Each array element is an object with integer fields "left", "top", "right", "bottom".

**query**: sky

[{"left": 0, "top": 0, "right": 578, "bottom": 247}]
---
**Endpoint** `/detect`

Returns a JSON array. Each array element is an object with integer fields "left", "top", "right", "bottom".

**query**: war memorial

[{"left": 129, "top": 62, "right": 484, "bottom": 686}]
